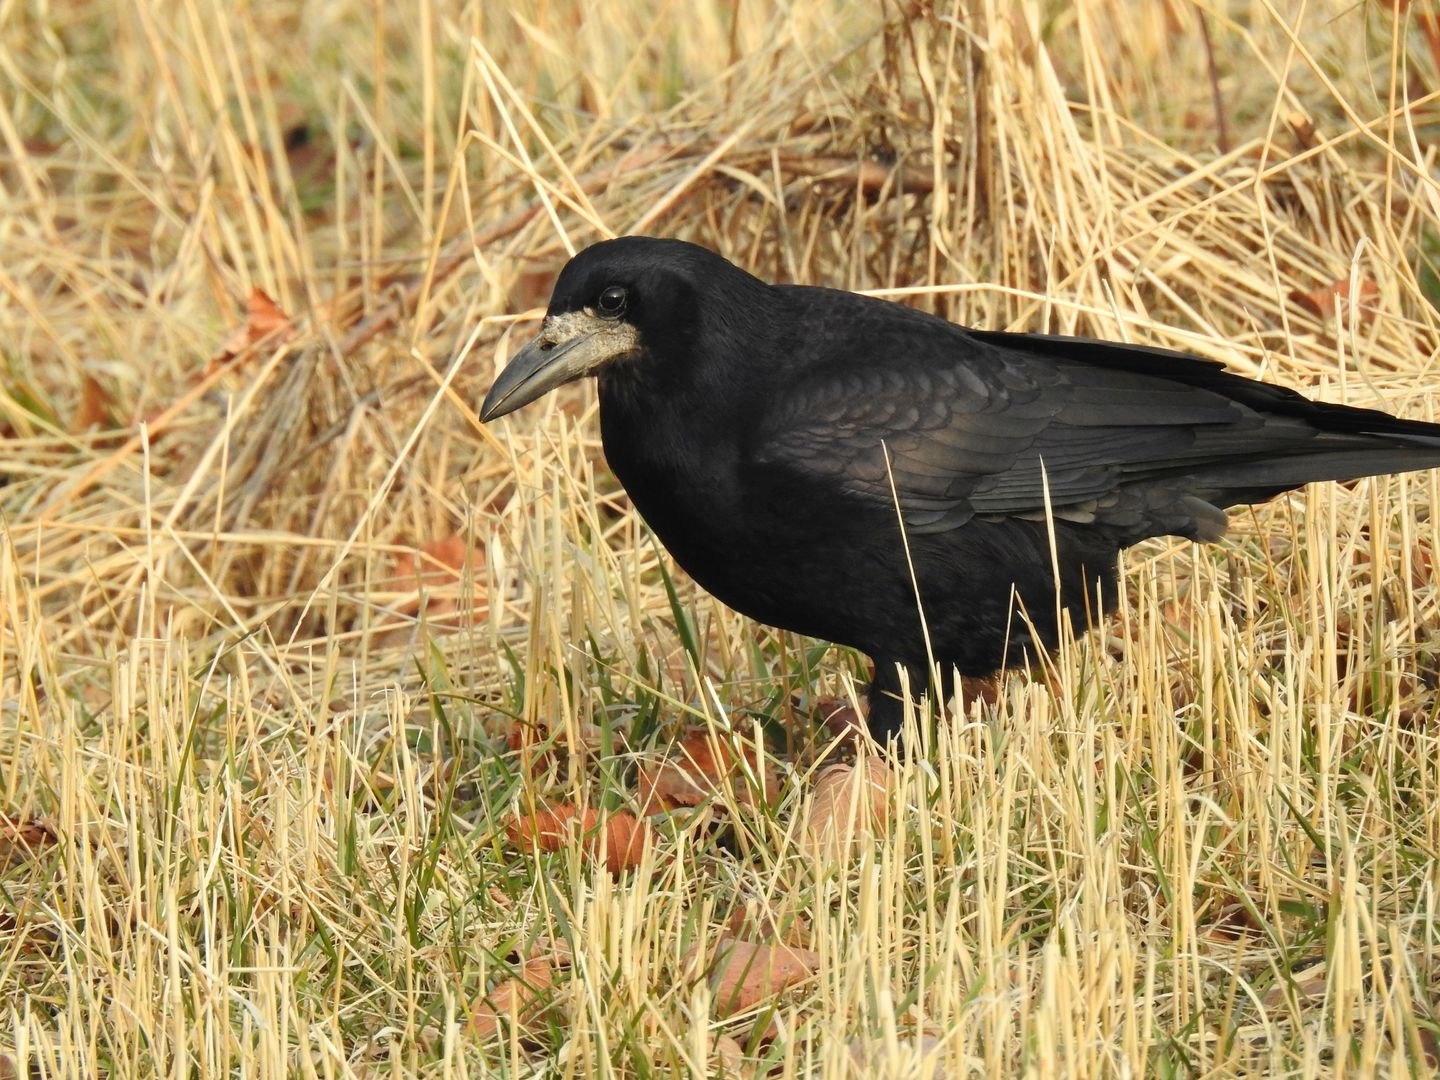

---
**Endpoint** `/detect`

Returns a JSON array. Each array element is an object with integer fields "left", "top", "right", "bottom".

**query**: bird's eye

[{"left": 597, "top": 285, "right": 628, "bottom": 317}]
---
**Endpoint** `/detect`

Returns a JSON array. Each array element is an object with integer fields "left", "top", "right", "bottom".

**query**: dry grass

[{"left": 3, "top": 0, "right": 1440, "bottom": 1075}]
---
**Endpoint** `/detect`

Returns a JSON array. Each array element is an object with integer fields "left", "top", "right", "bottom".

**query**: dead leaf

[
  {"left": 812, "top": 697, "right": 865, "bottom": 741},
  {"left": 801, "top": 758, "right": 893, "bottom": 862},
  {"left": 1289, "top": 277, "right": 1379, "bottom": 323},
  {"left": 522, "top": 935, "right": 574, "bottom": 964},
  {"left": 510, "top": 264, "right": 557, "bottom": 312},
  {"left": 1201, "top": 898, "right": 1265, "bottom": 943},
  {"left": 692, "top": 933, "right": 821, "bottom": 1017},
  {"left": 506, "top": 802, "right": 652, "bottom": 875},
  {"left": 634, "top": 730, "right": 779, "bottom": 815},
  {"left": 1260, "top": 961, "right": 1328, "bottom": 1011},
  {"left": 1285, "top": 110, "right": 1317, "bottom": 150},
  {"left": 208, "top": 288, "right": 294, "bottom": 375},
  {"left": 502, "top": 715, "right": 608, "bottom": 765},
  {"left": 1411, "top": 540, "right": 1433, "bottom": 589},
  {"left": 1418, "top": 1017, "right": 1440, "bottom": 1070},
  {"left": 469, "top": 955, "right": 561, "bottom": 1039},
  {"left": 712, "top": 1034, "right": 748, "bottom": 1075},
  {"left": 384, "top": 533, "right": 488, "bottom": 641},
  {"left": 0, "top": 812, "right": 57, "bottom": 869},
  {"left": 392, "top": 533, "right": 477, "bottom": 604},
  {"left": 726, "top": 900, "right": 813, "bottom": 951},
  {"left": 69, "top": 376, "right": 112, "bottom": 433},
  {"left": 848, "top": 1034, "right": 949, "bottom": 1078},
  {"left": 955, "top": 674, "right": 1000, "bottom": 707}
]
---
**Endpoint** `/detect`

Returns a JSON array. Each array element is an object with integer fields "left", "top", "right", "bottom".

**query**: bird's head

[{"left": 479, "top": 236, "right": 766, "bottom": 421}]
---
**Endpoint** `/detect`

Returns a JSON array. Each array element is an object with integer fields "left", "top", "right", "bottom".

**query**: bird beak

[{"left": 480, "top": 312, "right": 639, "bottom": 422}]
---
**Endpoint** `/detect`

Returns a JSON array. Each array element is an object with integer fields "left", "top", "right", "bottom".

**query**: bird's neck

[
  {"left": 596, "top": 345, "right": 756, "bottom": 559},
  {"left": 597, "top": 358, "right": 740, "bottom": 476}
]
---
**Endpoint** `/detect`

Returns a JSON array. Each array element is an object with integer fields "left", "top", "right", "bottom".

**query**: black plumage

[{"left": 481, "top": 236, "right": 1440, "bottom": 742}]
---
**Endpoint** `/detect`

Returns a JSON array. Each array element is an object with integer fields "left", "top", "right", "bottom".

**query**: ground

[{"left": 2, "top": 1, "right": 1439, "bottom": 1076}]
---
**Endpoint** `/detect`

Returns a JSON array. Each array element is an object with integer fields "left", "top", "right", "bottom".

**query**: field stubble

[{"left": 2, "top": 1, "right": 1440, "bottom": 1076}]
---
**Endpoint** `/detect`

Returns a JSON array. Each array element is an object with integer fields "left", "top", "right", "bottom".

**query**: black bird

[{"left": 481, "top": 236, "right": 1440, "bottom": 743}]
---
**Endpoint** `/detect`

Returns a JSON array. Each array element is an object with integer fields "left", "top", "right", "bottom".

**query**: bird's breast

[{"left": 598, "top": 392, "right": 763, "bottom": 582}]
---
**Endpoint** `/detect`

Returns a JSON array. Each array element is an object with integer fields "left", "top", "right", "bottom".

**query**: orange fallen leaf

[
  {"left": 1289, "top": 277, "right": 1379, "bottom": 323},
  {"left": 394, "top": 533, "right": 473, "bottom": 581},
  {"left": 801, "top": 758, "right": 893, "bottom": 862},
  {"left": 502, "top": 715, "right": 609, "bottom": 765},
  {"left": 726, "top": 900, "right": 813, "bottom": 951},
  {"left": 1411, "top": 540, "right": 1433, "bottom": 590},
  {"left": 69, "top": 375, "right": 112, "bottom": 433},
  {"left": 811, "top": 697, "right": 865, "bottom": 741},
  {"left": 383, "top": 534, "right": 488, "bottom": 645},
  {"left": 0, "top": 812, "right": 58, "bottom": 869},
  {"left": 1285, "top": 110, "right": 1317, "bottom": 150},
  {"left": 1260, "top": 961, "right": 1328, "bottom": 1011},
  {"left": 956, "top": 674, "right": 1000, "bottom": 707},
  {"left": 414, "top": 533, "right": 470, "bottom": 574},
  {"left": 690, "top": 933, "right": 822, "bottom": 1017},
  {"left": 469, "top": 955, "right": 561, "bottom": 1039},
  {"left": 391, "top": 533, "right": 484, "bottom": 618},
  {"left": 506, "top": 802, "right": 652, "bottom": 875},
  {"left": 207, "top": 288, "right": 294, "bottom": 375},
  {"left": 847, "top": 1034, "right": 948, "bottom": 1074},
  {"left": 510, "top": 264, "right": 557, "bottom": 312},
  {"left": 712, "top": 1034, "right": 748, "bottom": 1074},
  {"left": 634, "top": 730, "right": 778, "bottom": 815}
]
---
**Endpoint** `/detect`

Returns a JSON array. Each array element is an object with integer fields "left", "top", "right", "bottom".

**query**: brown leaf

[
  {"left": 1411, "top": 540, "right": 1433, "bottom": 590},
  {"left": 848, "top": 1034, "right": 949, "bottom": 1077},
  {"left": 208, "top": 288, "right": 294, "bottom": 375},
  {"left": 510, "top": 265, "right": 558, "bottom": 312},
  {"left": 0, "top": 812, "right": 58, "bottom": 869},
  {"left": 726, "top": 900, "right": 813, "bottom": 951},
  {"left": 634, "top": 730, "right": 779, "bottom": 815},
  {"left": 469, "top": 956, "right": 560, "bottom": 1039},
  {"left": 1261, "top": 961, "right": 1328, "bottom": 1010},
  {"left": 598, "top": 812, "right": 653, "bottom": 874},
  {"left": 712, "top": 1034, "right": 748, "bottom": 1075},
  {"left": 812, "top": 697, "right": 865, "bottom": 741},
  {"left": 693, "top": 933, "right": 822, "bottom": 1016},
  {"left": 390, "top": 533, "right": 486, "bottom": 624},
  {"left": 1200, "top": 898, "right": 1265, "bottom": 943},
  {"left": 393, "top": 532, "right": 473, "bottom": 584},
  {"left": 956, "top": 674, "right": 1000, "bottom": 707},
  {"left": 502, "top": 714, "right": 609, "bottom": 767},
  {"left": 1419, "top": 1017, "right": 1440, "bottom": 1070},
  {"left": 1289, "top": 277, "right": 1380, "bottom": 322},
  {"left": 801, "top": 758, "right": 893, "bottom": 862},
  {"left": 1285, "top": 110, "right": 1318, "bottom": 150},
  {"left": 69, "top": 375, "right": 113, "bottom": 433},
  {"left": 522, "top": 935, "right": 574, "bottom": 964},
  {"left": 506, "top": 802, "right": 652, "bottom": 875}
]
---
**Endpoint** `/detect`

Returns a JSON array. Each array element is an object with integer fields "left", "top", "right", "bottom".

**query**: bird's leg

[
  {"left": 866, "top": 660, "right": 944, "bottom": 746},
  {"left": 864, "top": 665, "right": 906, "bottom": 745}
]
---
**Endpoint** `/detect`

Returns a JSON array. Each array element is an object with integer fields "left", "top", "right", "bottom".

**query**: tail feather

[{"left": 1192, "top": 443, "right": 1440, "bottom": 510}]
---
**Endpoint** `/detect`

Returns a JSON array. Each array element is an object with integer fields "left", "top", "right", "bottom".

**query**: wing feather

[
  {"left": 749, "top": 325, "right": 1290, "bottom": 536},
  {"left": 748, "top": 302, "right": 1440, "bottom": 540}
]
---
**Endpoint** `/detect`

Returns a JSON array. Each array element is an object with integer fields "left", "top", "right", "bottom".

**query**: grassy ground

[{"left": 3, "top": 0, "right": 1440, "bottom": 1075}]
